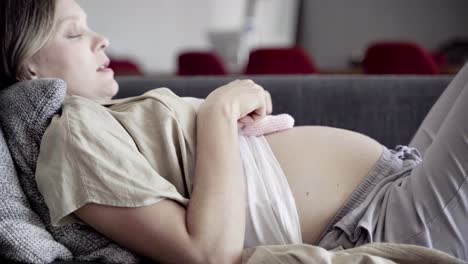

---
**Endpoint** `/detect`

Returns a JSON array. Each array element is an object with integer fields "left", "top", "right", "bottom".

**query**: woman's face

[{"left": 26, "top": 0, "right": 118, "bottom": 101}]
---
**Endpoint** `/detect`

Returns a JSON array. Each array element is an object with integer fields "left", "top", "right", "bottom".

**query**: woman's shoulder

[
  {"left": 62, "top": 94, "right": 110, "bottom": 116},
  {"left": 46, "top": 88, "right": 196, "bottom": 146},
  {"left": 109, "top": 87, "right": 187, "bottom": 112},
  {"left": 107, "top": 88, "right": 198, "bottom": 125},
  {"left": 59, "top": 89, "right": 178, "bottom": 125},
  {"left": 59, "top": 95, "right": 117, "bottom": 130},
  {"left": 62, "top": 87, "right": 178, "bottom": 110},
  {"left": 44, "top": 96, "right": 124, "bottom": 145}
]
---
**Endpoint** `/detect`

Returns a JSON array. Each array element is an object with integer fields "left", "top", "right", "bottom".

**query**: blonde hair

[{"left": 0, "top": 0, "right": 56, "bottom": 88}]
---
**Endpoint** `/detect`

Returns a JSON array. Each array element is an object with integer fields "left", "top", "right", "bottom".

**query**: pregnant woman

[{"left": 1, "top": 0, "right": 467, "bottom": 263}]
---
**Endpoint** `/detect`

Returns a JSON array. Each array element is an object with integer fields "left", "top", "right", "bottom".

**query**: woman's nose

[
  {"left": 101, "top": 36, "right": 110, "bottom": 49},
  {"left": 94, "top": 33, "right": 110, "bottom": 51}
]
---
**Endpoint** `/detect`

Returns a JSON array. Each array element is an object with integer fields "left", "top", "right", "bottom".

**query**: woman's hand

[{"left": 199, "top": 79, "right": 273, "bottom": 128}]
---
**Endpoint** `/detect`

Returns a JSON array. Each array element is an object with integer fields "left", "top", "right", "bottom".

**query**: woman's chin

[
  {"left": 104, "top": 79, "right": 119, "bottom": 98},
  {"left": 112, "top": 81, "right": 119, "bottom": 97}
]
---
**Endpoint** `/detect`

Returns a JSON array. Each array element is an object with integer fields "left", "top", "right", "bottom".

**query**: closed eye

[{"left": 68, "top": 34, "right": 83, "bottom": 39}]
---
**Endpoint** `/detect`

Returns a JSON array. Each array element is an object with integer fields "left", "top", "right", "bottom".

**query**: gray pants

[{"left": 317, "top": 63, "right": 468, "bottom": 261}]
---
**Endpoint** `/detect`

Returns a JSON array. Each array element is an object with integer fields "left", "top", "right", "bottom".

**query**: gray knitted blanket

[
  {"left": 0, "top": 79, "right": 141, "bottom": 263},
  {"left": 0, "top": 122, "right": 72, "bottom": 263}
]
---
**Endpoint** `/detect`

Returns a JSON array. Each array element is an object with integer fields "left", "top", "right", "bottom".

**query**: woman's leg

[
  {"left": 318, "top": 66, "right": 468, "bottom": 259},
  {"left": 409, "top": 63, "right": 468, "bottom": 155},
  {"left": 384, "top": 73, "right": 468, "bottom": 259},
  {"left": 317, "top": 66, "right": 468, "bottom": 259}
]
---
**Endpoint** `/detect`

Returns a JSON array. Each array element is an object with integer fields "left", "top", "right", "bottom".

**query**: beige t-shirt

[{"left": 35, "top": 88, "right": 197, "bottom": 227}]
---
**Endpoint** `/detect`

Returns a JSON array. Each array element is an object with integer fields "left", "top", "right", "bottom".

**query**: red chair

[
  {"left": 362, "top": 42, "right": 440, "bottom": 75},
  {"left": 177, "top": 51, "right": 228, "bottom": 76},
  {"left": 109, "top": 59, "right": 143, "bottom": 76},
  {"left": 431, "top": 52, "right": 448, "bottom": 69},
  {"left": 244, "top": 46, "right": 318, "bottom": 75}
]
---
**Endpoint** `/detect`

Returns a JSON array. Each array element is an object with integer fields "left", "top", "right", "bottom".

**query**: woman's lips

[
  {"left": 97, "top": 67, "right": 113, "bottom": 73},
  {"left": 97, "top": 59, "right": 111, "bottom": 72}
]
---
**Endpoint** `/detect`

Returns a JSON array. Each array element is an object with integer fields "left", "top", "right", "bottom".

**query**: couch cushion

[{"left": 0, "top": 79, "right": 140, "bottom": 263}]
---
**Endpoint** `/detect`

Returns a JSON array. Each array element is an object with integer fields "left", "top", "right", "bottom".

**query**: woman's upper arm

[{"left": 74, "top": 199, "right": 205, "bottom": 264}]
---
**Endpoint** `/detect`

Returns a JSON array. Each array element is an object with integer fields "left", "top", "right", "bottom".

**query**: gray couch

[
  {"left": 116, "top": 75, "right": 452, "bottom": 148},
  {"left": 0, "top": 74, "right": 454, "bottom": 264}
]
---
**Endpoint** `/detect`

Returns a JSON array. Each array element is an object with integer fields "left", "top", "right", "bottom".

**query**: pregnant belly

[{"left": 264, "top": 126, "right": 383, "bottom": 245}]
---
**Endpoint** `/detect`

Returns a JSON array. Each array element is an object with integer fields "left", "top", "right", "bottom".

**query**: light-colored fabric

[
  {"left": 241, "top": 114, "right": 295, "bottom": 136},
  {"left": 239, "top": 134, "right": 302, "bottom": 248},
  {"left": 36, "top": 88, "right": 196, "bottom": 227},
  {"left": 241, "top": 242, "right": 466, "bottom": 264}
]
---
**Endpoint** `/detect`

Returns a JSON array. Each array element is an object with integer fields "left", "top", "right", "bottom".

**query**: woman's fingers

[
  {"left": 205, "top": 79, "right": 273, "bottom": 124},
  {"left": 254, "top": 90, "right": 272, "bottom": 120},
  {"left": 238, "top": 115, "right": 254, "bottom": 126},
  {"left": 239, "top": 80, "right": 272, "bottom": 122}
]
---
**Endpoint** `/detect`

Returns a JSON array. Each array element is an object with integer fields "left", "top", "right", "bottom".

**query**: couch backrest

[{"left": 116, "top": 75, "right": 453, "bottom": 148}]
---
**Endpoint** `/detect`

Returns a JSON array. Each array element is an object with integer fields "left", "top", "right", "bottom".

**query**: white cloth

[{"left": 238, "top": 133, "right": 303, "bottom": 248}]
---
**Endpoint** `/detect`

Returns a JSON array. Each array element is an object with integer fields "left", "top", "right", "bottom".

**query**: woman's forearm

[{"left": 186, "top": 108, "right": 245, "bottom": 264}]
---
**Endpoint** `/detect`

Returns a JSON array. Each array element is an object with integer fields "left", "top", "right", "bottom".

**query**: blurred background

[{"left": 78, "top": 0, "right": 468, "bottom": 76}]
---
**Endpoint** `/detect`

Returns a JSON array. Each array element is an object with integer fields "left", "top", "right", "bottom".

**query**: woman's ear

[
  {"left": 28, "top": 67, "right": 39, "bottom": 79},
  {"left": 18, "top": 58, "right": 40, "bottom": 80}
]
